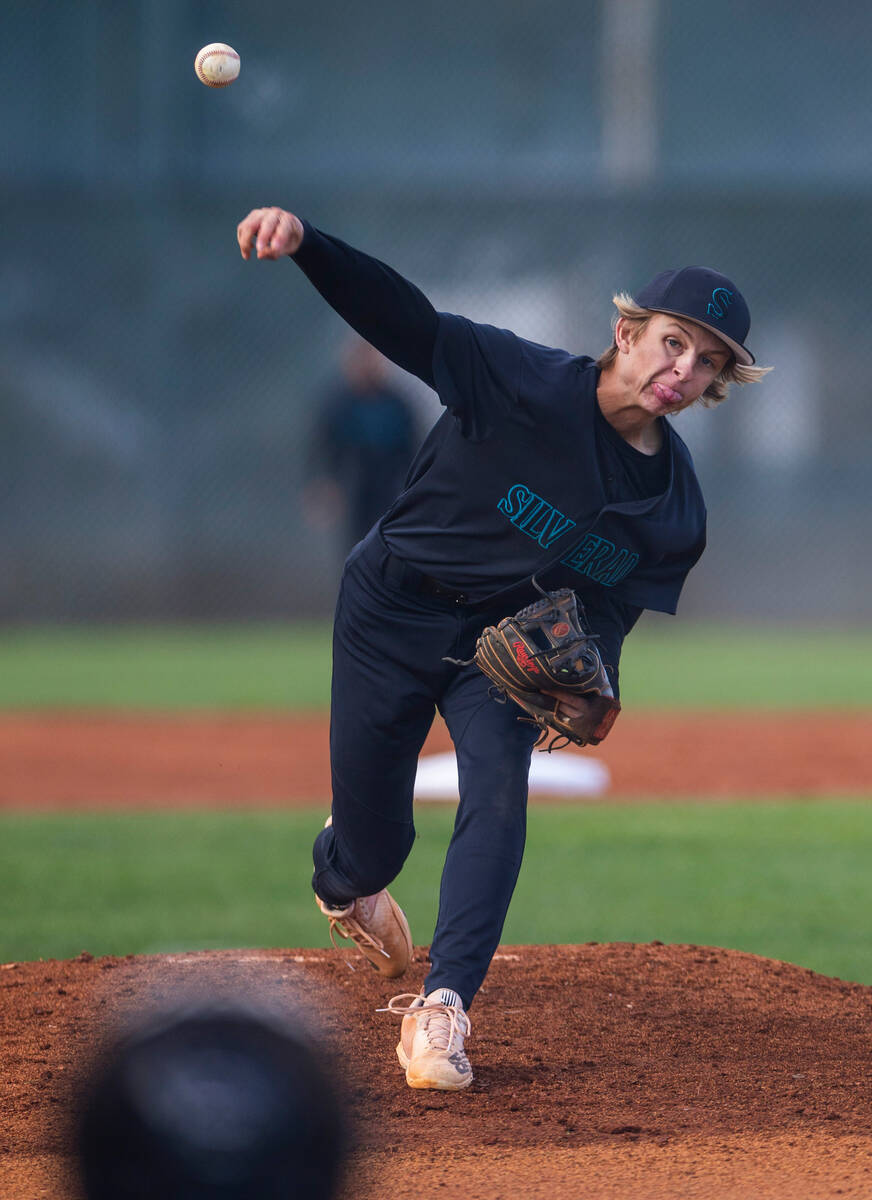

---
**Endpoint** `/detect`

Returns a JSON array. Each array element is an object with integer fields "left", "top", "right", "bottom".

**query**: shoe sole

[
  {"left": 352, "top": 891, "right": 410, "bottom": 978},
  {"left": 375, "top": 892, "right": 412, "bottom": 978},
  {"left": 395, "top": 1041, "right": 473, "bottom": 1091}
]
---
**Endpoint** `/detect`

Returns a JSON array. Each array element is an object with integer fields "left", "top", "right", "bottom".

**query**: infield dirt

[
  {"left": 2, "top": 711, "right": 872, "bottom": 1198},
  {"left": 3, "top": 945, "right": 872, "bottom": 1199},
  {"left": 1, "top": 710, "right": 869, "bottom": 806}
]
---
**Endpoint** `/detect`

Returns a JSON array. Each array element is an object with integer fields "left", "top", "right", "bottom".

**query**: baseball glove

[{"left": 468, "top": 585, "right": 621, "bottom": 751}]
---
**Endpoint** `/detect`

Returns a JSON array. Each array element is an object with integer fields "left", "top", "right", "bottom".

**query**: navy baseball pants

[{"left": 312, "top": 528, "right": 539, "bottom": 1009}]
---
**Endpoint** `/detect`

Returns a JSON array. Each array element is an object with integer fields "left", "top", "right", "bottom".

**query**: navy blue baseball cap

[{"left": 634, "top": 266, "right": 755, "bottom": 365}]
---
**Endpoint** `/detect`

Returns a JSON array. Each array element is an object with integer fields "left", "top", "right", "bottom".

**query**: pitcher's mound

[{"left": 2, "top": 943, "right": 871, "bottom": 1199}]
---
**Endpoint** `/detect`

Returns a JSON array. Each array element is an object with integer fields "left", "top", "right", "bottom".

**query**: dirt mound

[
  {"left": 2, "top": 944, "right": 871, "bottom": 1199},
  {"left": 2, "top": 710, "right": 870, "bottom": 807}
]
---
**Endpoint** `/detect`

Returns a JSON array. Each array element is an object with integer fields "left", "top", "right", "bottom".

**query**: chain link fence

[{"left": 1, "top": 0, "right": 869, "bottom": 620}]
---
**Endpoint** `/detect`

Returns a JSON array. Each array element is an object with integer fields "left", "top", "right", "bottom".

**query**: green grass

[
  {"left": 619, "top": 622, "right": 872, "bottom": 708},
  {"left": 0, "top": 621, "right": 871, "bottom": 709},
  {"left": 3, "top": 802, "right": 872, "bottom": 984},
  {"left": 0, "top": 623, "right": 334, "bottom": 710}
]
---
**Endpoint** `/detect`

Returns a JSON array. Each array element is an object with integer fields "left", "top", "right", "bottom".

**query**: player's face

[{"left": 619, "top": 314, "right": 732, "bottom": 415}]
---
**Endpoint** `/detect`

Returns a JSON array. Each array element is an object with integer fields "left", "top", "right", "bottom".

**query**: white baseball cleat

[{"left": 381, "top": 989, "right": 473, "bottom": 1090}]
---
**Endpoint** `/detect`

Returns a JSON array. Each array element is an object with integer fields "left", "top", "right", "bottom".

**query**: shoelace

[
  {"left": 377, "top": 993, "right": 472, "bottom": 1049},
  {"left": 321, "top": 902, "right": 390, "bottom": 969}
]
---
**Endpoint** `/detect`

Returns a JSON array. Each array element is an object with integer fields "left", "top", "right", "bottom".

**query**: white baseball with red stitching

[{"left": 194, "top": 43, "right": 240, "bottom": 88}]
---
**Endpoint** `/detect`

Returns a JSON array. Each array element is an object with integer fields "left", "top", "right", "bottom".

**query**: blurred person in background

[
  {"left": 77, "top": 1002, "right": 347, "bottom": 1200},
  {"left": 235, "top": 205, "right": 771, "bottom": 1094},
  {"left": 304, "top": 337, "right": 418, "bottom": 551}
]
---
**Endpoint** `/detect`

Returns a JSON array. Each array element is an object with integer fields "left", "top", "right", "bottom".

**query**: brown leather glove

[{"left": 471, "top": 586, "right": 621, "bottom": 751}]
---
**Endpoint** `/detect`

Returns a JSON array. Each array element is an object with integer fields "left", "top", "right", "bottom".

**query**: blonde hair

[{"left": 596, "top": 292, "right": 772, "bottom": 407}]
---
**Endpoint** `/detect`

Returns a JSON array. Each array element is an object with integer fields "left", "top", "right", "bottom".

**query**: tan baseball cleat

[
  {"left": 315, "top": 815, "right": 411, "bottom": 978},
  {"left": 381, "top": 990, "right": 473, "bottom": 1090},
  {"left": 316, "top": 891, "right": 412, "bottom": 978}
]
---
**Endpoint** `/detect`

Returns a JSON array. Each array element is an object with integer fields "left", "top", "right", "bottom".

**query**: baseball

[{"left": 194, "top": 43, "right": 240, "bottom": 88}]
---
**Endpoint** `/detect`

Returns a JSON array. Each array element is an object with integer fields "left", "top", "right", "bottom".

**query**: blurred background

[{"left": 1, "top": 0, "right": 869, "bottom": 624}]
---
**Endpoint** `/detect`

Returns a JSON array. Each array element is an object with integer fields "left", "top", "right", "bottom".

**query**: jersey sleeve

[
  {"left": 578, "top": 592, "right": 642, "bottom": 701},
  {"left": 431, "top": 313, "right": 525, "bottom": 440},
  {"left": 291, "top": 221, "right": 439, "bottom": 386},
  {"left": 610, "top": 522, "right": 706, "bottom": 615}
]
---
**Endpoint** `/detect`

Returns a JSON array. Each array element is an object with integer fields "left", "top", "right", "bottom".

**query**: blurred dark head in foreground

[{"left": 77, "top": 1005, "right": 346, "bottom": 1200}]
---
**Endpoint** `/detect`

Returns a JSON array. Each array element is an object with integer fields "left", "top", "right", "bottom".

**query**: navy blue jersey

[
  {"left": 382, "top": 314, "right": 705, "bottom": 615},
  {"left": 292, "top": 222, "right": 708, "bottom": 691}
]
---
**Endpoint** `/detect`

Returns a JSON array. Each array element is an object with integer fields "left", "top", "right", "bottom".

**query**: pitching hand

[
  {"left": 237, "top": 207, "right": 304, "bottom": 260},
  {"left": 540, "top": 686, "right": 599, "bottom": 721}
]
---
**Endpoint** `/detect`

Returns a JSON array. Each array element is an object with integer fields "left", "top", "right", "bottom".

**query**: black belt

[
  {"left": 380, "top": 548, "right": 549, "bottom": 615},
  {"left": 382, "top": 551, "right": 471, "bottom": 606}
]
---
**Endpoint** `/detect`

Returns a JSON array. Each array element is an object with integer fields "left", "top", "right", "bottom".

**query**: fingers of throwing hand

[
  {"left": 541, "top": 687, "right": 591, "bottom": 720},
  {"left": 237, "top": 207, "right": 301, "bottom": 260},
  {"left": 236, "top": 208, "right": 264, "bottom": 259},
  {"left": 253, "top": 208, "right": 281, "bottom": 257}
]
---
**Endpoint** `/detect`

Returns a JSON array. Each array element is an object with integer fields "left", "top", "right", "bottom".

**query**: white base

[{"left": 413, "top": 750, "right": 610, "bottom": 802}]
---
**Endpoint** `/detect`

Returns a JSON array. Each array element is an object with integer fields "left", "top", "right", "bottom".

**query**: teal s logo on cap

[
  {"left": 634, "top": 266, "right": 755, "bottom": 364},
  {"left": 706, "top": 287, "right": 734, "bottom": 321}
]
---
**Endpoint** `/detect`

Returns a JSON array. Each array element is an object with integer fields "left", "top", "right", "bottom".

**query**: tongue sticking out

[{"left": 652, "top": 382, "right": 683, "bottom": 404}]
